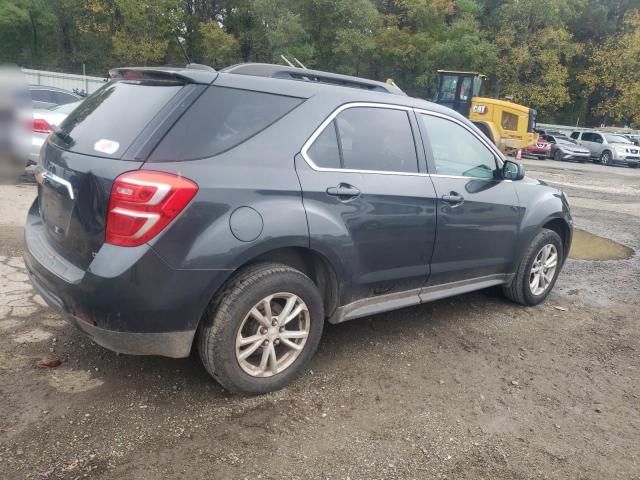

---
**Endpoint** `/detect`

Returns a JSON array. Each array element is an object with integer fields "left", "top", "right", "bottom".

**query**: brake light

[
  {"left": 33, "top": 118, "right": 53, "bottom": 133},
  {"left": 106, "top": 171, "right": 198, "bottom": 247}
]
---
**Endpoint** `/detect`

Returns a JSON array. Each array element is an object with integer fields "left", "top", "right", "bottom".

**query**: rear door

[
  {"left": 417, "top": 111, "right": 521, "bottom": 285},
  {"left": 578, "top": 132, "right": 595, "bottom": 157},
  {"left": 295, "top": 104, "right": 437, "bottom": 304},
  {"left": 36, "top": 77, "right": 204, "bottom": 269}
]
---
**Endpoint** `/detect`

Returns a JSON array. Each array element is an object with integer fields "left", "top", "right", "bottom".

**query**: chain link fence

[{"left": 21, "top": 68, "right": 107, "bottom": 95}]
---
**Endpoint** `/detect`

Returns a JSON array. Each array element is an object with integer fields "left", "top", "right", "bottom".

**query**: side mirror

[{"left": 502, "top": 159, "right": 525, "bottom": 180}]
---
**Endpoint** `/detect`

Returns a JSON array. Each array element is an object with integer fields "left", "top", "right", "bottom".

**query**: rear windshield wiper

[{"left": 53, "top": 128, "right": 74, "bottom": 145}]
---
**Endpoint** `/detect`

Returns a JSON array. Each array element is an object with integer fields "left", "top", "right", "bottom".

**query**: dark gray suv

[{"left": 24, "top": 63, "right": 572, "bottom": 394}]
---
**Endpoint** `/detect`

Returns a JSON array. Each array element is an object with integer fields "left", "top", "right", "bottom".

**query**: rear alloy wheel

[
  {"left": 600, "top": 150, "right": 612, "bottom": 165},
  {"left": 235, "top": 293, "right": 310, "bottom": 378},
  {"left": 198, "top": 263, "right": 324, "bottom": 395},
  {"left": 503, "top": 229, "right": 564, "bottom": 306}
]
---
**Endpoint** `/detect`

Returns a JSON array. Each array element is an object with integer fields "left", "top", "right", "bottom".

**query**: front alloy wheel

[
  {"left": 502, "top": 228, "right": 564, "bottom": 306},
  {"left": 554, "top": 150, "right": 563, "bottom": 162},
  {"left": 529, "top": 244, "right": 558, "bottom": 296},
  {"left": 600, "top": 151, "right": 612, "bottom": 165}
]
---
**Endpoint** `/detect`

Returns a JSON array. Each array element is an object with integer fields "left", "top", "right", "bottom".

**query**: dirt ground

[{"left": 1, "top": 158, "right": 639, "bottom": 479}]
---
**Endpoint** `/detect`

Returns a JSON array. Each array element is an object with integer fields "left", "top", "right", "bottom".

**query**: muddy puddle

[{"left": 569, "top": 228, "right": 634, "bottom": 261}]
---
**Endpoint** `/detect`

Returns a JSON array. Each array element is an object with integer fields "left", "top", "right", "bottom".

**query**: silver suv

[{"left": 570, "top": 130, "right": 640, "bottom": 167}]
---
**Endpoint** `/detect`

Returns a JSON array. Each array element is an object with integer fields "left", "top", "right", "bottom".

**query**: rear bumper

[
  {"left": 26, "top": 268, "right": 194, "bottom": 357},
  {"left": 23, "top": 200, "right": 231, "bottom": 358}
]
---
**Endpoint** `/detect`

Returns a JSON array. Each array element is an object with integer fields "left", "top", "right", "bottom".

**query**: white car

[
  {"left": 570, "top": 130, "right": 640, "bottom": 168},
  {"left": 30, "top": 101, "right": 81, "bottom": 165}
]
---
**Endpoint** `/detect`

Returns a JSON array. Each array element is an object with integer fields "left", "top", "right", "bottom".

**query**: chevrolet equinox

[{"left": 24, "top": 63, "right": 573, "bottom": 394}]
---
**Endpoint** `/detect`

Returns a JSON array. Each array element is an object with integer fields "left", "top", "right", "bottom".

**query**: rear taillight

[
  {"left": 106, "top": 171, "right": 198, "bottom": 247},
  {"left": 32, "top": 118, "right": 53, "bottom": 133}
]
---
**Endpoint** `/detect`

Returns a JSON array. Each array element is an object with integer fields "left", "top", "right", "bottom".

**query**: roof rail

[{"left": 221, "top": 63, "right": 406, "bottom": 96}]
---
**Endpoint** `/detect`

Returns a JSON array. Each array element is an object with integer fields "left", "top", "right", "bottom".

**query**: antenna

[
  {"left": 280, "top": 55, "right": 296, "bottom": 68},
  {"left": 175, "top": 31, "right": 191, "bottom": 65}
]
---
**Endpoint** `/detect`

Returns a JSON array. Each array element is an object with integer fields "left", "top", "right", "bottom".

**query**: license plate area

[{"left": 38, "top": 177, "right": 75, "bottom": 239}]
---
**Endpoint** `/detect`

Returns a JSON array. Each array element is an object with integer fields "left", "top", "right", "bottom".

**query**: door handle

[
  {"left": 327, "top": 184, "right": 361, "bottom": 199},
  {"left": 442, "top": 193, "right": 464, "bottom": 205}
]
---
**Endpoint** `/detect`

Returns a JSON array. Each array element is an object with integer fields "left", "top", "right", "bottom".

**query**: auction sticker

[{"left": 94, "top": 139, "right": 120, "bottom": 155}]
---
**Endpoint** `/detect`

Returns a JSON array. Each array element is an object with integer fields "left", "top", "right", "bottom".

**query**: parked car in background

[
  {"left": 29, "top": 85, "right": 81, "bottom": 109},
  {"left": 570, "top": 130, "right": 640, "bottom": 167},
  {"left": 29, "top": 101, "right": 81, "bottom": 165},
  {"left": 542, "top": 133, "right": 590, "bottom": 163},
  {"left": 623, "top": 134, "right": 640, "bottom": 146},
  {"left": 523, "top": 137, "right": 551, "bottom": 159},
  {"left": 25, "top": 64, "right": 572, "bottom": 394}
]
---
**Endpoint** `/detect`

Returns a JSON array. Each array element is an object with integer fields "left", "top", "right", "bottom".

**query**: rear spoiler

[{"left": 109, "top": 64, "right": 217, "bottom": 85}]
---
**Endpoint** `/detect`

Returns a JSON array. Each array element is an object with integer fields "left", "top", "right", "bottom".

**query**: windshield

[{"left": 604, "top": 134, "right": 631, "bottom": 144}]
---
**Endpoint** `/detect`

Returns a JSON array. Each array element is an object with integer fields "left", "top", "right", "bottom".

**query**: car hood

[
  {"left": 559, "top": 143, "right": 589, "bottom": 152},
  {"left": 610, "top": 142, "right": 636, "bottom": 149},
  {"left": 521, "top": 175, "right": 548, "bottom": 187}
]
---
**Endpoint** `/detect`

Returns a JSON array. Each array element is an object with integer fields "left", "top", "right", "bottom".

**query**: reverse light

[
  {"left": 32, "top": 118, "right": 53, "bottom": 133},
  {"left": 106, "top": 171, "right": 198, "bottom": 247}
]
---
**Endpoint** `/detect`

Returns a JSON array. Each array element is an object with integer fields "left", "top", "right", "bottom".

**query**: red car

[{"left": 524, "top": 138, "right": 551, "bottom": 159}]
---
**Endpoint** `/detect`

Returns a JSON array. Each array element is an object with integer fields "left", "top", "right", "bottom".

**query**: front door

[
  {"left": 417, "top": 112, "right": 522, "bottom": 285},
  {"left": 296, "top": 105, "right": 437, "bottom": 304}
]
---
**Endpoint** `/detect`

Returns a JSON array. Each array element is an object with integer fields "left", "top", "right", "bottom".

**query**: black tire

[
  {"left": 503, "top": 229, "right": 564, "bottom": 306},
  {"left": 197, "top": 262, "right": 324, "bottom": 395},
  {"left": 579, "top": 159, "right": 586, "bottom": 163},
  {"left": 629, "top": 163, "right": 639, "bottom": 169},
  {"left": 537, "top": 155, "right": 546, "bottom": 161},
  {"left": 600, "top": 150, "right": 612, "bottom": 165},
  {"left": 553, "top": 150, "right": 563, "bottom": 162}
]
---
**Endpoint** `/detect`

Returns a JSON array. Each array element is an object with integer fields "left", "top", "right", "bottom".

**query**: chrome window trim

[
  {"left": 413, "top": 108, "right": 505, "bottom": 161},
  {"left": 300, "top": 102, "right": 423, "bottom": 177},
  {"left": 300, "top": 102, "right": 504, "bottom": 180}
]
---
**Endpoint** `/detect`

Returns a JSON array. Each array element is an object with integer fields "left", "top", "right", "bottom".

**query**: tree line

[{"left": 1, "top": 0, "right": 640, "bottom": 127}]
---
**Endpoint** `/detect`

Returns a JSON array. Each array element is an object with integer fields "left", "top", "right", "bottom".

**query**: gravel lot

[{"left": 1, "top": 159, "right": 639, "bottom": 479}]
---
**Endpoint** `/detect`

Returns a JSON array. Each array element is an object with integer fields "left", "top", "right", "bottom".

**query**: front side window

[
  {"left": 420, "top": 114, "right": 496, "bottom": 179},
  {"left": 438, "top": 75, "right": 459, "bottom": 102},
  {"left": 581, "top": 132, "right": 593, "bottom": 141},
  {"left": 306, "top": 106, "right": 418, "bottom": 174}
]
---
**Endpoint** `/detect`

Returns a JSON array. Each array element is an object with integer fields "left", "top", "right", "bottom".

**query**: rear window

[
  {"left": 57, "top": 81, "right": 183, "bottom": 159},
  {"left": 149, "top": 86, "right": 303, "bottom": 162}
]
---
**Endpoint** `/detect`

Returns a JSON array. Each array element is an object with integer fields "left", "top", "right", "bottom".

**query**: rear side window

[
  {"left": 307, "top": 122, "right": 341, "bottom": 169},
  {"left": 57, "top": 81, "right": 183, "bottom": 159},
  {"left": 570, "top": 131, "right": 580, "bottom": 139},
  {"left": 150, "top": 86, "right": 303, "bottom": 162},
  {"left": 306, "top": 106, "right": 418, "bottom": 173}
]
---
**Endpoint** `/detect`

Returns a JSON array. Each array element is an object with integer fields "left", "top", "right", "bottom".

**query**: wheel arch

[
  {"left": 230, "top": 246, "right": 341, "bottom": 319},
  {"left": 541, "top": 217, "right": 571, "bottom": 262}
]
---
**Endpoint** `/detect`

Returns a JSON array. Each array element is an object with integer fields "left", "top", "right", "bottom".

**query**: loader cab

[{"left": 434, "top": 70, "right": 485, "bottom": 117}]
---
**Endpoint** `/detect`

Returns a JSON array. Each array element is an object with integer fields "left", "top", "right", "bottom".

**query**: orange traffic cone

[{"left": 516, "top": 149, "right": 522, "bottom": 160}]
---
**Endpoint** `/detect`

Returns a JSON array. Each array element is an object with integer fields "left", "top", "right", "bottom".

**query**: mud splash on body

[{"left": 569, "top": 228, "right": 634, "bottom": 261}]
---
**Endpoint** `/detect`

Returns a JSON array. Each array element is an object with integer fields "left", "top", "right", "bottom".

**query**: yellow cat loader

[{"left": 434, "top": 70, "right": 537, "bottom": 153}]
